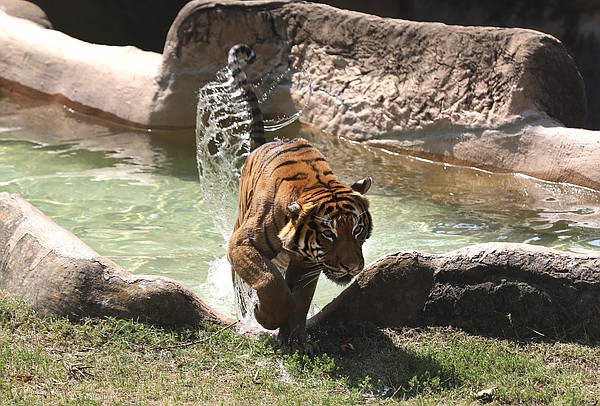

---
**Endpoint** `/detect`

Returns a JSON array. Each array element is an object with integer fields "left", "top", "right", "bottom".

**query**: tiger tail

[{"left": 227, "top": 44, "right": 266, "bottom": 151}]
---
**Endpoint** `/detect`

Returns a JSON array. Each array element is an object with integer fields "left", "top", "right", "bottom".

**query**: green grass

[{"left": 0, "top": 295, "right": 597, "bottom": 405}]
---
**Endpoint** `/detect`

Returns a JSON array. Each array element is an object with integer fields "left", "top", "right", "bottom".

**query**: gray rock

[{"left": 311, "top": 243, "right": 600, "bottom": 339}]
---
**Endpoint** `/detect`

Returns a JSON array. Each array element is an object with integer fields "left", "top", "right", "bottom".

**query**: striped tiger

[{"left": 226, "top": 44, "right": 372, "bottom": 355}]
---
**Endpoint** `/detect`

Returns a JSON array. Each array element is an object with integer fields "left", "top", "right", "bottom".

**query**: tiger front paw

[
  {"left": 278, "top": 326, "right": 320, "bottom": 358},
  {"left": 253, "top": 289, "right": 297, "bottom": 330},
  {"left": 253, "top": 303, "right": 278, "bottom": 330},
  {"left": 253, "top": 302, "right": 292, "bottom": 330}
]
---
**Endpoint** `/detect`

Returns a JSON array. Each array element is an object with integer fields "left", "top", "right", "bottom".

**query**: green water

[{"left": 1, "top": 100, "right": 599, "bottom": 315}]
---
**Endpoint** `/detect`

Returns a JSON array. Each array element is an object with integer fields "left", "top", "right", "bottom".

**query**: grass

[{"left": 0, "top": 295, "right": 598, "bottom": 405}]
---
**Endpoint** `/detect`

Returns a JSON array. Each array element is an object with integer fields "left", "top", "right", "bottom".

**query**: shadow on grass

[{"left": 307, "top": 322, "right": 460, "bottom": 401}]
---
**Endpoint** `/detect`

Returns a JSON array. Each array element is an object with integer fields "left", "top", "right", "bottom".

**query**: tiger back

[{"left": 225, "top": 44, "right": 372, "bottom": 355}]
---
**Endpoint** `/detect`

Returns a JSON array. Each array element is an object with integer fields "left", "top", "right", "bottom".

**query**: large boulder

[
  {"left": 311, "top": 243, "right": 600, "bottom": 340},
  {"left": 0, "top": 192, "right": 232, "bottom": 326},
  {"left": 162, "top": 0, "right": 585, "bottom": 133},
  {"left": 322, "top": 0, "right": 600, "bottom": 130}
]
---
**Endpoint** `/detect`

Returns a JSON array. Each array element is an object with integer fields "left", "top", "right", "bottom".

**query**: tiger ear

[
  {"left": 351, "top": 176, "right": 372, "bottom": 194},
  {"left": 287, "top": 201, "right": 302, "bottom": 220}
]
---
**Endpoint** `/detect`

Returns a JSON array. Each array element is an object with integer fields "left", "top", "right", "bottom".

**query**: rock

[
  {"left": 475, "top": 387, "right": 496, "bottom": 403},
  {"left": 1, "top": 0, "right": 597, "bottom": 190},
  {"left": 366, "top": 123, "right": 600, "bottom": 190},
  {"left": 311, "top": 243, "right": 600, "bottom": 340},
  {"left": 28, "top": 0, "right": 188, "bottom": 52},
  {"left": 308, "top": 252, "right": 436, "bottom": 328},
  {"left": 0, "top": 0, "right": 51, "bottom": 28},
  {"left": 0, "top": 11, "right": 163, "bottom": 127},
  {"left": 163, "top": 0, "right": 585, "bottom": 133},
  {"left": 323, "top": 0, "right": 600, "bottom": 130},
  {"left": 0, "top": 192, "right": 233, "bottom": 326}
]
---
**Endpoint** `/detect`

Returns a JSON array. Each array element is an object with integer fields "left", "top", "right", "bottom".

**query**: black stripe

[
  {"left": 292, "top": 228, "right": 302, "bottom": 248},
  {"left": 342, "top": 202, "right": 356, "bottom": 211},
  {"left": 264, "top": 142, "right": 314, "bottom": 168},
  {"left": 230, "top": 67, "right": 242, "bottom": 77},
  {"left": 273, "top": 159, "right": 300, "bottom": 170},
  {"left": 305, "top": 229, "right": 313, "bottom": 242},
  {"left": 245, "top": 92, "right": 259, "bottom": 102}
]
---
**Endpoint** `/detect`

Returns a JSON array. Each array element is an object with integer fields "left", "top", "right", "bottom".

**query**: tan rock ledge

[{"left": 0, "top": 0, "right": 598, "bottom": 189}]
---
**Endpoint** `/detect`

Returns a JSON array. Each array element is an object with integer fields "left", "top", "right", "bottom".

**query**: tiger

[{"left": 225, "top": 44, "right": 373, "bottom": 355}]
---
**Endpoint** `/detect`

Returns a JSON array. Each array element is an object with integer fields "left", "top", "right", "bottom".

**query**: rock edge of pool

[
  {"left": 0, "top": 1, "right": 599, "bottom": 340},
  {"left": 2, "top": 191, "right": 599, "bottom": 341}
]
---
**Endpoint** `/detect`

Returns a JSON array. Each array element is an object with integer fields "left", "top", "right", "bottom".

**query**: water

[{"left": 1, "top": 97, "right": 599, "bottom": 316}]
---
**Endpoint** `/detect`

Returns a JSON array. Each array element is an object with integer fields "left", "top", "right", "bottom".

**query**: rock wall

[
  {"left": 322, "top": 0, "right": 600, "bottom": 130},
  {"left": 162, "top": 0, "right": 585, "bottom": 135},
  {"left": 1, "top": 0, "right": 596, "bottom": 189}
]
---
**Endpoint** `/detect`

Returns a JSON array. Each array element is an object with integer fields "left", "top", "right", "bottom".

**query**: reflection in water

[{"left": 1, "top": 97, "right": 599, "bottom": 315}]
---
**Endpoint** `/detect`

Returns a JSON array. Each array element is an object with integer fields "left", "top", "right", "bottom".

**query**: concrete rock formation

[
  {"left": 0, "top": 192, "right": 232, "bottom": 326},
  {"left": 322, "top": 0, "right": 600, "bottom": 130},
  {"left": 0, "top": 0, "right": 51, "bottom": 28},
  {"left": 0, "top": 1, "right": 598, "bottom": 339},
  {"left": 0, "top": 0, "right": 598, "bottom": 188},
  {"left": 311, "top": 243, "right": 600, "bottom": 339}
]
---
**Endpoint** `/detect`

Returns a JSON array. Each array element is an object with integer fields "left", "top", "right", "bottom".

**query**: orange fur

[{"left": 228, "top": 137, "right": 372, "bottom": 354}]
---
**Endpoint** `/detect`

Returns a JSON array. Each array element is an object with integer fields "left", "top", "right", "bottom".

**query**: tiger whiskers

[{"left": 296, "top": 265, "right": 323, "bottom": 289}]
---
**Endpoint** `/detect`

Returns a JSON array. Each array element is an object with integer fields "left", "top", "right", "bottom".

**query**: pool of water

[{"left": 1, "top": 97, "right": 599, "bottom": 315}]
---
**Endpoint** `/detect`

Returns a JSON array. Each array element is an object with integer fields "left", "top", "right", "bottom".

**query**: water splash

[{"left": 195, "top": 60, "right": 311, "bottom": 323}]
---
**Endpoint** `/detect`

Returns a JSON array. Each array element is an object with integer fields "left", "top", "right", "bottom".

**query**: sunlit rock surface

[
  {"left": 0, "top": 192, "right": 232, "bottom": 326},
  {"left": 0, "top": 0, "right": 51, "bottom": 28},
  {"left": 1, "top": 0, "right": 598, "bottom": 188}
]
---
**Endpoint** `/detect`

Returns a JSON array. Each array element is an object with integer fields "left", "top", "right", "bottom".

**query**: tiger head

[{"left": 278, "top": 176, "right": 372, "bottom": 285}]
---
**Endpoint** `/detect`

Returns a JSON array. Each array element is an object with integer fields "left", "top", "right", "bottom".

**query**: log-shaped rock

[
  {"left": 311, "top": 243, "right": 600, "bottom": 339},
  {"left": 0, "top": 192, "right": 232, "bottom": 326}
]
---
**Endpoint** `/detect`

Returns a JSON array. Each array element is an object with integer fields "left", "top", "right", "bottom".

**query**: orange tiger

[{"left": 226, "top": 44, "right": 372, "bottom": 355}]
